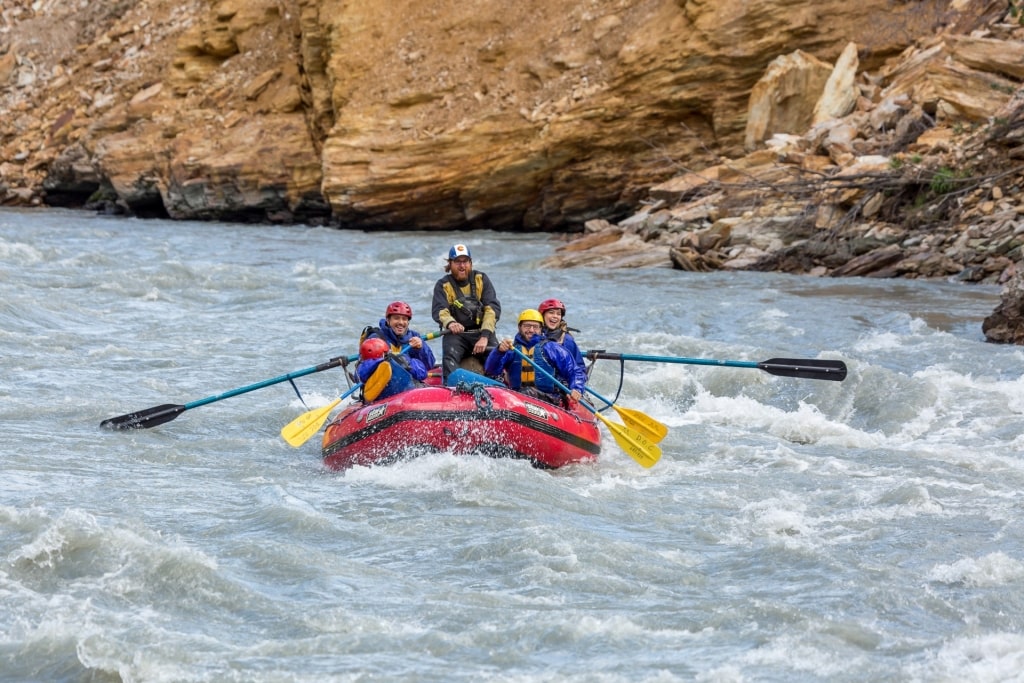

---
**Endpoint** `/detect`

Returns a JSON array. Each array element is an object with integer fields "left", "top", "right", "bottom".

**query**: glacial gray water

[{"left": 2, "top": 207, "right": 1023, "bottom": 682}]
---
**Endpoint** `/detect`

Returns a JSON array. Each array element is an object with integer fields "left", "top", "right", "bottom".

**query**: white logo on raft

[
  {"left": 365, "top": 404, "right": 388, "bottom": 424},
  {"left": 525, "top": 403, "right": 549, "bottom": 421}
]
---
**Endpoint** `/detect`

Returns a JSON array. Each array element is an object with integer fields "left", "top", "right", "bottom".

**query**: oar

[
  {"left": 583, "top": 351, "right": 847, "bottom": 382},
  {"left": 280, "top": 329, "right": 447, "bottom": 448},
  {"left": 281, "top": 383, "right": 362, "bottom": 448},
  {"left": 100, "top": 354, "right": 357, "bottom": 430},
  {"left": 583, "top": 385, "right": 668, "bottom": 443},
  {"left": 509, "top": 347, "right": 661, "bottom": 468}
]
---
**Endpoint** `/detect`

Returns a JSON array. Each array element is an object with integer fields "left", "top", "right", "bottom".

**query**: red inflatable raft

[{"left": 321, "top": 369, "right": 600, "bottom": 470}]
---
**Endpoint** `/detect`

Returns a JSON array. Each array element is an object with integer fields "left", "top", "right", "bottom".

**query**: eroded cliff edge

[
  {"left": 2, "top": 0, "right": 1023, "bottom": 341},
  {"left": 2, "top": 0, "right": 991, "bottom": 226}
]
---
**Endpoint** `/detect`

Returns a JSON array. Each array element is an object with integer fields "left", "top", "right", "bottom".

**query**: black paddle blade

[
  {"left": 100, "top": 404, "right": 186, "bottom": 430},
  {"left": 758, "top": 358, "right": 847, "bottom": 381}
]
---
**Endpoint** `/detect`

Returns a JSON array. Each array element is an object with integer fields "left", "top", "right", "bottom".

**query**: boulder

[{"left": 984, "top": 269, "right": 1024, "bottom": 344}]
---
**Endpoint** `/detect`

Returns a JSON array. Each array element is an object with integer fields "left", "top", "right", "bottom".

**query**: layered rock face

[
  {"left": 0, "top": 0, "right": 967, "bottom": 227},
  {"left": 4, "top": 0, "right": 1024, "bottom": 342}
]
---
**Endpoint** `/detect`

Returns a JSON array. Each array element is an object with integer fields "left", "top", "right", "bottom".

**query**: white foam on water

[
  {"left": 927, "top": 552, "right": 1024, "bottom": 588},
  {"left": 6, "top": 211, "right": 1024, "bottom": 680},
  {"left": 687, "top": 389, "right": 883, "bottom": 449},
  {"left": 905, "top": 632, "right": 1024, "bottom": 683}
]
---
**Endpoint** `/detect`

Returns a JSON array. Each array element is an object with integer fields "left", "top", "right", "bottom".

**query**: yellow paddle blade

[
  {"left": 362, "top": 360, "right": 393, "bottom": 402},
  {"left": 594, "top": 411, "right": 661, "bottom": 468},
  {"left": 611, "top": 404, "right": 669, "bottom": 443},
  {"left": 281, "top": 397, "right": 341, "bottom": 448}
]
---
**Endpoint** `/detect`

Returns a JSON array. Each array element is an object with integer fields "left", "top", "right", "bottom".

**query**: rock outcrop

[
  {"left": 540, "top": 8, "right": 1024, "bottom": 342},
  {"left": 0, "top": 0, "right": 993, "bottom": 227},
  {"left": 3, "top": 0, "right": 1024, "bottom": 342}
]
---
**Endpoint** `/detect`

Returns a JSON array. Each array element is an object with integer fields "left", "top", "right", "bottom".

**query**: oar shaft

[
  {"left": 583, "top": 351, "right": 847, "bottom": 381},
  {"left": 583, "top": 385, "right": 617, "bottom": 408},
  {"left": 101, "top": 354, "right": 353, "bottom": 429},
  {"left": 510, "top": 348, "right": 661, "bottom": 467},
  {"left": 184, "top": 356, "right": 349, "bottom": 409},
  {"left": 508, "top": 347, "right": 587, "bottom": 412},
  {"left": 281, "top": 383, "right": 363, "bottom": 448},
  {"left": 585, "top": 351, "right": 758, "bottom": 369}
]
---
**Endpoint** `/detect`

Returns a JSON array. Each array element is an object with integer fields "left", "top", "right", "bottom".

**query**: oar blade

[
  {"left": 281, "top": 398, "right": 341, "bottom": 448},
  {"left": 595, "top": 412, "right": 661, "bottom": 468},
  {"left": 100, "top": 404, "right": 186, "bottom": 430},
  {"left": 758, "top": 358, "right": 847, "bottom": 382},
  {"left": 611, "top": 405, "right": 669, "bottom": 443}
]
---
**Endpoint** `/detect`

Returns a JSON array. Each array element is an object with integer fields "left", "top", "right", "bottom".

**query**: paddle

[
  {"left": 100, "top": 354, "right": 357, "bottom": 430},
  {"left": 583, "top": 385, "right": 668, "bottom": 444},
  {"left": 583, "top": 351, "right": 848, "bottom": 382},
  {"left": 281, "top": 383, "right": 362, "bottom": 448},
  {"left": 280, "top": 329, "right": 447, "bottom": 448},
  {"left": 508, "top": 347, "right": 661, "bottom": 468}
]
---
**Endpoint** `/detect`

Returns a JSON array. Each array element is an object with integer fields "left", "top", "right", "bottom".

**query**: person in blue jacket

[
  {"left": 538, "top": 297, "right": 584, "bottom": 365},
  {"left": 484, "top": 308, "right": 585, "bottom": 407},
  {"left": 357, "top": 301, "right": 436, "bottom": 384}
]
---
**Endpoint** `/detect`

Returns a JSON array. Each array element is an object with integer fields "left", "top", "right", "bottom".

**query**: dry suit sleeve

[
  {"left": 479, "top": 273, "right": 501, "bottom": 333},
  {"left": 432, "top": 279, "right": 455, "bottom": 330}
]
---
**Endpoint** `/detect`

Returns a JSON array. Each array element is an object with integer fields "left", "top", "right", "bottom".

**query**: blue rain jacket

[
  {"left": 361, "top": 318, "right": 436, "bottom": 381},
  {"left": 484, "top": 332, "right": 586, "bottom": 394}
]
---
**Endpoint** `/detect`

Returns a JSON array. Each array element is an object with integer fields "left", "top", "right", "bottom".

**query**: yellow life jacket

[
  {"left": 518, "top": 343, "right": 535, "bottom": 386},
  {"left": 441, "top": 273, "right": 485, "bottom": 328}
]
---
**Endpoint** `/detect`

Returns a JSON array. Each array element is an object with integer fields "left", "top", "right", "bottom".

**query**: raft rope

[
  {"left": 286, "top": 378, "right": 309, "bottom": 409},
  {"left": 583, "top": 350, "right": 624, "bottom": 411},
  {"left": 454, "top": 380, "right": 494, "bottom": 413}
]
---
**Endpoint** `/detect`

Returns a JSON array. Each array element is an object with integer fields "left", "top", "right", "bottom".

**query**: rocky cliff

[
  {"left": 2, "top": 0, "right": 1023, "bottom": 341},
  {"left": 1, "top": 0, "right": 988, "bottom": 226}
]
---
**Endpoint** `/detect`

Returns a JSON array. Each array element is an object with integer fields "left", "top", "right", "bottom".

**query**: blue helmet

[{"left": 448, "top": 244, "right": 471, "bottom": 260}]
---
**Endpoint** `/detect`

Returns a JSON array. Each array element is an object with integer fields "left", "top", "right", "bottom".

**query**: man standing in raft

[{"left": 431, "top": 244, "right": 501, "bottom": 380}]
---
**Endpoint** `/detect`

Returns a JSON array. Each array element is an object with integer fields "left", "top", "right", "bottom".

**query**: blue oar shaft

[
  {"left": 508, "top": 347, "right": 597, "bottom": 415},
  {"left": 184, "top": 355, "right": 352, "bottom": 409},
  {"left": 339, "top": 383, "right": 361, "bottom": 401},
  {"left": 583, "top": 386, "right": 617, "bottom": 408},
  {"left": 583, "top": 351, "right": 757, "bottom": 369},
  {"left": 582, "top": 350, "right": 847, "bottom": 381}
]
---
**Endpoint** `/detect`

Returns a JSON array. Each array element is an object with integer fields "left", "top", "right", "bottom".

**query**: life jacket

[
  {"left": 519, "top": 345, "right": 536, "bottom": 386},
  {"left": 545, "top": 321, "right": 580, "bottom": 344},
  {"left": 441, "top": 273, "right": 485, "bottom": 329},
  {"left": 514, "top": 337, "right": 558, "bottom": 394},
  {"left": 546, "top": 326, "right": 565, "bottom": 345},
  {"left": 358, "top": 324, "right": 414, "bottom": 374}
]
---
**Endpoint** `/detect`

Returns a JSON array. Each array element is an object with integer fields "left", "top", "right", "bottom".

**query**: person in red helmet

[
  {"left": 431, "top": 244, "right": 501, "bottom": 380},
  {"left": 538, "top": 297, "right": 583, "bottom": 365},
  {"left": 357, "top": 301, "right": 436, "bottom": 384},
  {"left": 484, "top": 309, "right": 585, "bottom": 407},
  {"left": 358, "top": 338, "right": 389, "bottom": 362}
]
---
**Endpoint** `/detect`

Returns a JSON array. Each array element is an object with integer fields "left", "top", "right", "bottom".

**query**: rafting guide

[{"left": 431, "top": 244, "right": 501, "bottom": 381}]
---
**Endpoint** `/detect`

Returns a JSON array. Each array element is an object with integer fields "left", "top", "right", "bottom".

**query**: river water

[{"left": 3, "top": 207, "right": 1023, "bottom": 682}]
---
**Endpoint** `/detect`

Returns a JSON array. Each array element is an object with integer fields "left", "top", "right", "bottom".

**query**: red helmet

[
  {"left": 359, "top": 337, "right": 389, "bottom": 361},
  {"left": 385, "top": 301, "right": 413, "bottom": 319},
  {"left": 538, "top": 298, "right": 566, "bottom": 316}
]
